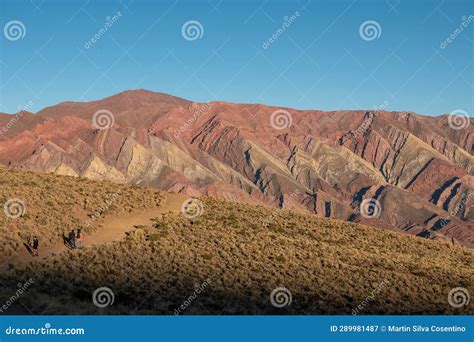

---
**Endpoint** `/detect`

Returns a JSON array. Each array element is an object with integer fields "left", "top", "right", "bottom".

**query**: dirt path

[{"left": 1, "top": 193, "right": 186, "bottom": 268}]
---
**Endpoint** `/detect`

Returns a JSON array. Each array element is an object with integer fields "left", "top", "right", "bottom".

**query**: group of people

[
  {"left": 26, "top": 229, "right": 85, "bottom": 258},
  {"left": 67, "top": 228, "right": 85, "bottom": 249}
]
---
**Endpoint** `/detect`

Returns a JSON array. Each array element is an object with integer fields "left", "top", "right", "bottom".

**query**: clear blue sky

[{"left": 0, "top": 0, "right": 472, "bottom": 116}]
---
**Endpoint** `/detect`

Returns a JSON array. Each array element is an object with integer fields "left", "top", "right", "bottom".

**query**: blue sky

[{"left": 0, "top": 0, "right": 472, "bottom": 116}]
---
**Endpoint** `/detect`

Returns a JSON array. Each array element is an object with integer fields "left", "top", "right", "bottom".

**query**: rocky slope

[{"left": 0, "top": 89, "right": 472, "bottom": 246}]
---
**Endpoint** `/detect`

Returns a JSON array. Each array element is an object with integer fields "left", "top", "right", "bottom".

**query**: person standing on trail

[
  {"left": 68, "top": 229, "right": 76, "bottom": 249},
  {"left": 76, "top": 229, "right": 84, "bottom": 249},
  {"left": 32, "top": 236, "right": 39, "bottom": 257}
]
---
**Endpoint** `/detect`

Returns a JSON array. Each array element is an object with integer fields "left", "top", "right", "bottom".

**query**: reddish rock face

[{"left": 1, "top": 90, "right": 473, "bottom": 247}]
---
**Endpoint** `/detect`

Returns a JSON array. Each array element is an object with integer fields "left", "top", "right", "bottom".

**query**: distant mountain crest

[{"left": 0, "top": 90, "right": 472, "bottom": 247}]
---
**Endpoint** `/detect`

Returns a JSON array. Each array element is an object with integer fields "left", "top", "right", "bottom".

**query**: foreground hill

[
  {"left": 0, "top": 168, "right": 472, "bottom": 315},
  {"left": 0, "top": 90, "right": 472, "bottom": 246},
  {"left": 0, "top": 166, "right": 164, "bottom": 260}
]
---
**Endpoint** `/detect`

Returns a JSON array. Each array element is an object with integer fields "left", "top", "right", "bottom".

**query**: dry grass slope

[
  {"left": 1, "top": 185, "right": 472, "bottom": 314},
  {"left": 0, "top": 167, "right": 164, "bottom": 258}
]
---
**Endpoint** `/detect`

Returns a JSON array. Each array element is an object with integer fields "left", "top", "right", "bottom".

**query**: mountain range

[{"left": 0, "top": 89, "right": 472, "bottom": 247}]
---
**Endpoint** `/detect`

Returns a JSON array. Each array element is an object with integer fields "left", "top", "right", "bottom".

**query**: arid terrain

[
  {"left": 0, "top": 90, "right": 473, "bottom": 247},
  {"left": 0, "top": 168, "right": 472, "bottom": 315},
  {"left": 0, "top": 166, "right": 164, "bottom": 260}
]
